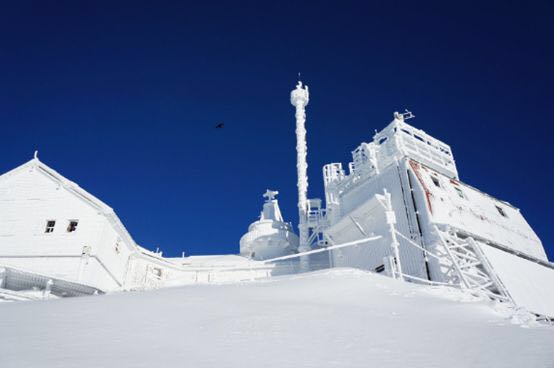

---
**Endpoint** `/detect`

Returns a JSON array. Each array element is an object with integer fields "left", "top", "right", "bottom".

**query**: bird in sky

[{"left": 215, "top": 123, "right": 224, "bottom": 129}]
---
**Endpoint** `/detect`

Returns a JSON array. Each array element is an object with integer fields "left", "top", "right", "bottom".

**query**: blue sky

[{"left": 1, "top": 1, "right": 553, "bottom": 258}]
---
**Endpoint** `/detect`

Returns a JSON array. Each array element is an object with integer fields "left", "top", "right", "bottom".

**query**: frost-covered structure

[
  {"left": 291, "top": 81, "right": 311, "bottom": 252},
  {"left": 240, "top": 190, "right": 298, "bottom": 260},
  {"left": 0, "top": 80, "right": 553, "bottom": 320},
  {"left": 320, "top": 111, "right": 554, "bottom": 317},
  {"left": 0, "top": 157, "right": 273, "bottom": 297}
]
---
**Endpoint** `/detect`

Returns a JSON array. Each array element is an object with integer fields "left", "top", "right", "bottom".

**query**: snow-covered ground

[{"left": 0, "top": 269, "right": 552, "bottom": 368}]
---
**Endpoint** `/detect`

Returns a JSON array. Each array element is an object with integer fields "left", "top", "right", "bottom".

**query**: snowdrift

[{"left": 0, "top": 269, "right": 553, "bottom": 368}]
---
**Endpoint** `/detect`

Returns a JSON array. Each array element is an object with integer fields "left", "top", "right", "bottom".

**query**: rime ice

[{"left": 0, "top": 82, "right": 553, "bottom": 321}]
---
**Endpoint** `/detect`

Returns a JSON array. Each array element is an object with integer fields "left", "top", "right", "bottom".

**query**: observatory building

[
  {"left": 282, "top": 81, "right": 553, "bottom": 318},
  {"left": 0, "top": 80, "right": 552, "bottom": 320},
  {"left": 240, "top": 190, "right": 298, "bottom": 260},
  {"left": 0, "top": 158, "right": 274, "bottom": 297},
  {"left": 318, "top": 111, "right": 553, "bottom": 317}
]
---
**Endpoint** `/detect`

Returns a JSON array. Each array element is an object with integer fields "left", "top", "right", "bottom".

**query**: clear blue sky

[{"left": 1, "top": 1, "right": 553, "bottom": 258}]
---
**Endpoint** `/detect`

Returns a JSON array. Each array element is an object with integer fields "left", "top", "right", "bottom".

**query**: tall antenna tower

[{"left": 290, "top": 80, "right": 310, "bottom": 252}]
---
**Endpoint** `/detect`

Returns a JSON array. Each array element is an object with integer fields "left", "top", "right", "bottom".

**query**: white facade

[
  {"left": 1, "top": 82, "right": 553, "bottom": 319},
  {"left": 0, "top": 157, "right": 274, "bottom": 294},
  {"left": 322, "top": 112, "right": 554, "bottom": 317}
]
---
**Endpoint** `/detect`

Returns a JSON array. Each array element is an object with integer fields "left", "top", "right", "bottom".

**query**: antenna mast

[{"left": 290, "top": 80, "right": 310, "bottom": 252}]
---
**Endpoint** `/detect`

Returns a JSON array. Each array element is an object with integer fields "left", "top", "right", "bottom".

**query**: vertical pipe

[{"left": 384, "top": 189, "right": 404, "bottom": 281}]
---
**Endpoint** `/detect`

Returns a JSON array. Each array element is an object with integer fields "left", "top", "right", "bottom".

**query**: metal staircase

[
  {"left": 306, "top": 198, "right": 327, "bottom": 247},
  {"left": 434, "top": 226, "right": 513, "bottom": 303}
]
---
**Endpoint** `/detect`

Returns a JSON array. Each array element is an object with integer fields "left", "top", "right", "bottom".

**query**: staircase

[
  {"left": 306, "top": 198, "right": 328, "bottom": 247},
  {"left": 434, "top": 226, "right": 513, "bottom": 303}
]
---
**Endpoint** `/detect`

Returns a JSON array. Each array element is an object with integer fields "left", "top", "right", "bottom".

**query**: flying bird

[{"left": 215, "top": 123, "right": 224, "bottom": 129}]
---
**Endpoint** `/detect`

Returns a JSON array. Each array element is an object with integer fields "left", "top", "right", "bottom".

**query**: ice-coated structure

[
  {"left": 0, "top": 157, "right": 275, "bottom": 296},
  {"left": 290, "top": 81, "right": 311, "bottom": 252},
  {"left": 239, "top": 190, "right": 299, "bottom": 260},
  {"left": 0, "top": 80, "right": 553, "bottom": 320},
  {"left": 318, "top": 111, "right": 554, "bottom": 317}
]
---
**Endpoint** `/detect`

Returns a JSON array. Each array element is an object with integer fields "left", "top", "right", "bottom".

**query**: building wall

[
  {"left": 407, "top": 160, "right": 547, "bottom": 262},
  {"left": 325, "top": 163, "right": 428, "bottom": 279},
  {"left": 323, "top": 154, "right": 549, "bottom": 284},
  {"left": 326, "top": 196, "right": 395, "bottom": 272},
  {"left": 0, "top": 166, "right": 131, "bottom": 290},
  {"left": 0, "top": 162, "right": 287, "bottom": 292},
  {"left": 125, "top": 253, "right": 276, "bottom": 289}
]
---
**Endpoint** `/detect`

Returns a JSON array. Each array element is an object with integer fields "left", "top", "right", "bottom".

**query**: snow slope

[{"left": 0, "top": 269, "right": 553, "bottom": 368}]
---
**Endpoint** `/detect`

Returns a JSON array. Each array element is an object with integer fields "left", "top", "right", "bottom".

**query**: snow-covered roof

[
  {"left": 0, "top": 157, "right": 144, "bottom": 255},
  {"left": 411, "top": 159, "right": 548, "bottom": 261},
  {"left": 0, "top": 157, "right": 248, "bottom": 271}
]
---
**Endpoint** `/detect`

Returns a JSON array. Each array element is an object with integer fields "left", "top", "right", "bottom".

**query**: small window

[
  {"left": 431, "top": 176, "right": 440, "bottom": 188},
  {"left": 67, "top": 220, "right": 79, "bottom": 233},
  {"left": 45, "top": 220, "right": 56, "bottom": 233},
  {"left": 375, "top": 264, "right": 385, "bottom": 273},
  {"left": 115, "top": 241, "right": 121, "bottom": 254},
  {"left": 454, "top": 187, "right": 465, "bottom": 199},
  {"left": 152, "top": 267, "right": 162, "bottom": 277},
  {"left": 496, "top": 205, "right": 508, "bottom": 218}
]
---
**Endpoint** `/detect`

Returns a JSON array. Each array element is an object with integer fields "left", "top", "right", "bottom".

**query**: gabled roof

[{"left": 0, "top": 157, "right": 140, "bottom": 254}]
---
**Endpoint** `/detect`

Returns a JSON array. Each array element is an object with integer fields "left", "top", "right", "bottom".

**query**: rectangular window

[
  {"left": 454, "top": 187, "right": 465, "bottom": 199},
  {"left": 375, "top": 264, "right": 385, "bottom": 273},
  {"left": 431, "top": 176, "right": 440, "bottom": 188},
  {"left": 45, "top": 220, "right": 56, "bottom": 233},
  {"left": 67, "top": 220, "right": 79, "bottom": 233},
  {"left": 496, "top": 205, "right": 508, "bottom": 218}
]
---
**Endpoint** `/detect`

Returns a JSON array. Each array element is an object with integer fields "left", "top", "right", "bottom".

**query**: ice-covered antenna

[
  {"left": 402, "top": 109, "right": 415, "bottom": 120},
  {"left": 393, "top": 110, "right": 415, "bottom": 122},
  {"left": 291, "top": 80, "right": 310, "bottom": 252},
  {"left": 263, "top": 189, "right": 279, "bottom": 202}
]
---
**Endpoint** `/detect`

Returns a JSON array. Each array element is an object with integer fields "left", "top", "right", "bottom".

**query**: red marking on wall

[
  {"left": 409, "top": 160, "right": 433, "bottom": 214},
  {"left": 450, "top": 179, "right": 459, "bottom": 186}
]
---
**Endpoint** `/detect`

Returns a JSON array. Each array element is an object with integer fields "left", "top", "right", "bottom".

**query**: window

[
  {"left": 431, "top": 176, "right": 440, "bottom": 188},
  {"left": 152, "top": 267, "right": 162, "bottom": 277},
  {"left": 375, "top": 264, "right": 385, "bottom": 273},
  {"left": 496, "top": 205, "right": 508, "bottom": 218},
  {"left": 454, "top": 187, "right": 465, "bottom": 199},
  {"left": 115, "top": 241, "right": 121, "bottom": 254},
  {"left": 45, "top": 220, "right": 56, "bottom": 233},
  {"left": 67, "top": 220, "right": 79, "bottom": 233}
]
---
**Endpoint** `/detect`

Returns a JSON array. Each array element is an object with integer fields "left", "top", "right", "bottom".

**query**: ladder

[{"left": 306, "top": 198, "right": 327, "bottom": 247}]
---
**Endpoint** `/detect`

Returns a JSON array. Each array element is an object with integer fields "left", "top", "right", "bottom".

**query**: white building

[
  {"left": 0, "top": 156, "right": 274, "bottom": 296},
  {"left": 1, "top": 81, "right": 553, "bottom": 320},
  {"left": 321, "top": 111, "right": 554, "bottom": 317}
]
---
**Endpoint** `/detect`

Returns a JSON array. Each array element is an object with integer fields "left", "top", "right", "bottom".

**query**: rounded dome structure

[{"left": 240, "top": 190, "right": 299, "bottom": 261}]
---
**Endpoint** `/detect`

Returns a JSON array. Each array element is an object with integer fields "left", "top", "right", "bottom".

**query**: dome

[{"left": 240, "top": 190, "right": 299, "bottom": 260}]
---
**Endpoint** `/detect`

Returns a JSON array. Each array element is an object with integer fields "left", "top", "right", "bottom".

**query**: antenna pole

[{"left": 291, "top": 81, "right": 310, "bottom": 252}]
